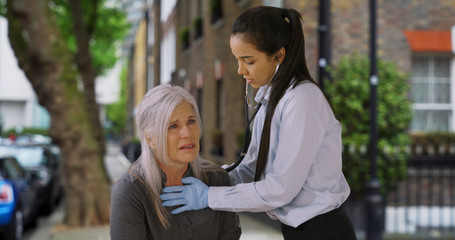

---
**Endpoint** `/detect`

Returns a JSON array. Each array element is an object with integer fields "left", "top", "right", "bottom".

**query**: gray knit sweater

[{"left": 110, "top": 165, "right": 242, "bottom": 240}]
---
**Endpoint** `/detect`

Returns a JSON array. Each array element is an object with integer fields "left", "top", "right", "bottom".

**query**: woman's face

[
  {"left": 230, "top": 34, "right": 278, "bottom": 89},
  {"left": 166, "top": 102, "right": 200, "bottom": 167}
]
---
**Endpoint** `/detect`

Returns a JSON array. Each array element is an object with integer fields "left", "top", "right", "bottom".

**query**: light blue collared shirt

[{"left": 208, "top": 81, "right": 351, "bottom": 227}]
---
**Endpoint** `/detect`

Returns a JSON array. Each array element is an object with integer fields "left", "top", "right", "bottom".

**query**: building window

[
  {"left": 410, "top": 55, "right": 452, "bottom": 131},
  {"left": 216, "top": 79, "right": 223, "bottom": 129},
  {"left": 210, "top": 0, "right": 223, "bottom": 24},
  {"left": 197, "top": 87, "right": 203, "bottom": 121},
  {"left": 179, "top": 27, "right": 190, "bottom": 51},
  {"left": 193, "top": 16, "right": 203, "bottom": 39}
]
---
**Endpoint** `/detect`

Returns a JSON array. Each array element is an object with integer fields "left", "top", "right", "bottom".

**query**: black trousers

[{"left": 281, "top": 207, "right": 357, "bottom": 240}]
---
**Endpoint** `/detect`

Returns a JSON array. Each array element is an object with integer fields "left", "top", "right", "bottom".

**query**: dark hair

[{"left": 232, "top": 6, "right": 317, "bottom": 181}]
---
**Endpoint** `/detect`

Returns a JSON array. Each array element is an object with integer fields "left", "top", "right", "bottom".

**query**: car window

[
  {"left": 42, "top": 153, "right": 49, "bottom": 166},
  {"left": 0, "top": 158, "right": 25, "bottom": 179},
  {"left": 0, "top": 146, "right": 44, "bottom": 167},
  {"left": 44, "top": 151, "right": 55, "bottom": 167}
]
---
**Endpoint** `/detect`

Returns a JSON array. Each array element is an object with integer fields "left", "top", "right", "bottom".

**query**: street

[{"left": 23, "top": 202, "right": 65, "bottom": 240}]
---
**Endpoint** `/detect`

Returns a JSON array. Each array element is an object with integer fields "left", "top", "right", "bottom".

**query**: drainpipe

[{"left": 318, "top": 0, "right": 331, "bottom": 92}]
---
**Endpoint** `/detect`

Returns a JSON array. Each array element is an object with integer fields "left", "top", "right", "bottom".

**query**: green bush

[
  {"left": 193, "top": 16, "right": 203, "bottom": 39},
  {"left": 179, "top": 27, "right": 190, "bottom": 50},
  {"left": 325, "top": 54, "right": 412, "bottom": 197},
  {"left": 3, "top": 127, "right": 49, "bottom": 137}
]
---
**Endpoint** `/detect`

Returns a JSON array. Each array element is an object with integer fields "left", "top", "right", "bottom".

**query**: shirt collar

[
  {"left": 254, "top": 84, "right": 272, "bottom": 105},
  {"left": 254, "top": 77, "right": 301, "bottom": 105}
]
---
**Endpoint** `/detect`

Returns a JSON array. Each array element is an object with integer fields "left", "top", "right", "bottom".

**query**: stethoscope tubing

[{"left": 225, "top": 99, "right": 262, "bottom": 172}]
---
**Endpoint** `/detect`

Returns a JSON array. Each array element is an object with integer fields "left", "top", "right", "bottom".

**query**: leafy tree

[
  {"left": 2, "top": 0, "right": 128, "bottom": 226},
  {"left": 51, "top": 0, "right": 128, "bottom": 76},
  {"left": 326, "top": 54, "right": 412, "bottom": 197}
]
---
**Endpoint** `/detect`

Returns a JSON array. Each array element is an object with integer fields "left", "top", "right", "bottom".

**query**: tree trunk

[
  {"left": 5, "top": 0, "right": 111, "bottom": 227},
  {"left": 68, "top": 0, "right": 107, "bottom": 159}
]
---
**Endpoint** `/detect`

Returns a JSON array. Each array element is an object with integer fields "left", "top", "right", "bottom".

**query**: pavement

[{"left": 24, "top": 141, "right": 283, "bottom": 240}]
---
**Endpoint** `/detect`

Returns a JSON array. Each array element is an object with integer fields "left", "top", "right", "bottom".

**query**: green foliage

[
  {"left": 179, "top": 27, "right": 190, "bottom": 42},
  {"left": 179, "top": 27, "right": 190, "bottom": 50},
  {"left": 3, "top": 127, "right": 49, "bottom": 137},
  {"left": 325, "top": 54, "right": 413, "bottom": 197},
  {"left": 193, "top": 15, "right": 203, "bottom": 38},
  {"left": 106, "top": 63, "right": 127, "bottom": 135},
  {"left": 193, "top": 16, "right": 202, "bottom": 28},
  {"left": 209, "top": 0, "right": 223, "bottom": 23},
  {"left": 210, "top": 0, "right": 222, "bottom": 11},
  {"left": 50, "top": 0, "right": 129, "bottom": 76},
  {"left": 0, "top": 0, "right": 5, "bottom": 16}
]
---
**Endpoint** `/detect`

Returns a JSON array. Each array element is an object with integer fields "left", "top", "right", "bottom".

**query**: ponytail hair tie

[{"left": 282, "top": 9, "right": 291, "bottom": 23}]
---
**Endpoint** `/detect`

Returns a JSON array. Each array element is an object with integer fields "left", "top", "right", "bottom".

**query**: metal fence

[
  {"left": 385, "top": 154, "right": 455, "bottom": 235},
  {"left": 342, "top": 144, "right": 455, "bottom": 237}
]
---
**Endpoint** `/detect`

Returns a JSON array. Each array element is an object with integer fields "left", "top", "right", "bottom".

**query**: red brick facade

[{"left": 168, "top": 0, "right": 455, "bottom": 164}]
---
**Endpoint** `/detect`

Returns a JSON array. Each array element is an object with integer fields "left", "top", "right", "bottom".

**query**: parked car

[
  {"left": 0, "top": 144, "right": 63, "bottom": 215},
  {"left": 14, "top": 134, "right": 52, "bottom": 145},
  {"left": 0, "top": 156, "right": 40, "bottom": 240}
]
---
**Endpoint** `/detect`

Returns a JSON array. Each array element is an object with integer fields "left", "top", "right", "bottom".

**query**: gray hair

[{"left": 129, "top": 84, "right": 206, "bottom": 228}]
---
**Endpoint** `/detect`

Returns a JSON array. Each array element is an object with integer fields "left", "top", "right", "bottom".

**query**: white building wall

[
  {"left": 160, "top": 0, "right": 176, "bottom": 22},
  {"left": 96, "top": 60, "right": 122, "bottom": 128},
  {"left": 159, "top": 0, "right": 177, "bottom": 84},
  {"left": 0, "top": 16, "right": 121, "bottom": 132},
  {"left": 160, "top": 24, "right": 176, "bottom": 84},
  {"left": 0, "top": 16, "right": 43, "bottom": 132}
]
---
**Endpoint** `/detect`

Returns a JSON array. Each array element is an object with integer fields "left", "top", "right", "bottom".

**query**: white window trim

[
  {"left": 413, "top": 103, "right": 451, "bottom": 110},
  {"left": 451, "top": 54, "right": 455, "bottom": 131},
  {"left": 411, "top": 53, "right": 453, "bottom": 132}
]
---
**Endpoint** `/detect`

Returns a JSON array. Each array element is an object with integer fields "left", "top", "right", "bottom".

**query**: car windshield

[{"left": 0, "top": 146, "right": 44, "bottom": 167}]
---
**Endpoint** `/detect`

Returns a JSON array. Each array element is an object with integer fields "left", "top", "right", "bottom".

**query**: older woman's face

[{"left": 166, "top": 102, "right": 200, "bottom": 167}]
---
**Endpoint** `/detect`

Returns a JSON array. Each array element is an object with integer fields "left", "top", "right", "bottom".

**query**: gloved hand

[{"left": 160, "top": 177, "right": 208, "bottom": 214}]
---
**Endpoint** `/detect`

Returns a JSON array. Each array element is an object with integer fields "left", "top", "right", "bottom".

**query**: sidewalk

[{"left": 27, "top": 141, "right": 283, "bottom": 240}]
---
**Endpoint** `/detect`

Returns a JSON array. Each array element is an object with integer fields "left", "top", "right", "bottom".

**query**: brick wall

[{"left": 174, "top": 0, "right": 455, "bottom": 164}]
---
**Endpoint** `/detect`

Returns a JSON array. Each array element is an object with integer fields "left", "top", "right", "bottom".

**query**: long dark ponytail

[{"left": 232, "top": 6, "right": 316, "bottom": 181}]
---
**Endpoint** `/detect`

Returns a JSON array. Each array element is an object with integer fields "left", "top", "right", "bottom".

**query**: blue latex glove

[{"left": 160, "top": 177, "right": 208, "bottom": 214}]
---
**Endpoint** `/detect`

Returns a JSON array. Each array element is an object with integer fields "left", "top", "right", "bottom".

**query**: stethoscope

[
  {"left": 225, "top": 61, "right": 279, "bottom": 172},
  {"left": 225, "top": 85, "right": 262, "bottom": 172}
]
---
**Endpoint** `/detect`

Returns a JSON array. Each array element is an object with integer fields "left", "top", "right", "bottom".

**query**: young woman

[
  {"left": 161, "top": 6, "right": 356, "bottom": 240},
  {"left": 110, "top": 85, "right": 241, "bottom": 240}
]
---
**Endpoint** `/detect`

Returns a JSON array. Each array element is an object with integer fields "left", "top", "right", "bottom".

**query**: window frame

[{"left": 410, "top": 52, "right": 455, "bottom": 132}]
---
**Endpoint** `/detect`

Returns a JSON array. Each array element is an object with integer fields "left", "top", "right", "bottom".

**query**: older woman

[{"left": 110, "top": 85, "right": 241, "bottom": 240}]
